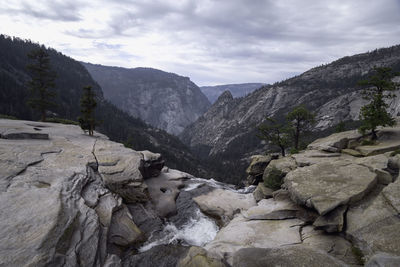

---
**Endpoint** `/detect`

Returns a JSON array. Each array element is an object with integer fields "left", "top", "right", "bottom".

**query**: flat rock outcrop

[
  {"left": 285, "top": 161, "right": 377, "bottom": 215},
  {"left": 0, "top": 119, "right": 157, "bottom": 266},
  {"left": 193, "top": 188, "right": 256, "bottom": 226}
]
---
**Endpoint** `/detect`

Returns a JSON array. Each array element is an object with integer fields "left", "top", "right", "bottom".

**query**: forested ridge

[{"left": 0, "top": 34, "right": 208, "bottom": 177}]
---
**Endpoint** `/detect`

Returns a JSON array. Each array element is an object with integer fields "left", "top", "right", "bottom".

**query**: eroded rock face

[
  {"left": 0, "top": 119, "right": 146, "bottom": 266},
  {"left": 284, "top": 161, "right": 377, "bottom": 215},
  {"left": 145, "top": 168, "right": 192, "bottom": 218}
]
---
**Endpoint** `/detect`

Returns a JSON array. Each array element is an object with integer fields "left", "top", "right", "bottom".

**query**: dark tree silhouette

[
  {"left": 286, "top": 105, "right": 315, "bottom": 150},
  {"left": 78, "top": 86, "right": 97, "bottom": 136},
  {"left": 258, "top": 117, "right": 290, "bottom": 156},
  {"left": 358, "top": 67, "right": 399, "bottom": 139},
  {"left": 26, "top": 47, "right": 56, "bottom": 121}
]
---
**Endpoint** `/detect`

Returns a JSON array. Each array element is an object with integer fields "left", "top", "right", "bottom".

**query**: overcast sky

[{"left": 1, "top": 0, "right": 399, "bottom": 86}]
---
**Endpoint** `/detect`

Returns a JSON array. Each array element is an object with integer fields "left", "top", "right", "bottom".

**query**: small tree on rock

[
  {"left": 286, "top": 105, "right": 315, "bottom": 150},
  {"left": 26, "top": 47, "right": 56, "bottom": 121},
  {"left": 257, "top": 117, "right": 290, "bottom": 156},
  {"left": 79, "top": 86, "right": 97, "bottom": 136},
  {"left": 358, "top": 67, "right": 399, "bottom": 139}
]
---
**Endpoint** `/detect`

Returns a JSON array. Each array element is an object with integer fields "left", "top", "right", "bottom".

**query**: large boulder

[
  {"left": 346, "top": 180, "right": 400, "bottom": 258},
  {"left": 145, "top": 168, "right": 192, "bottom": 218},
  {"left": 205, "top": 215, "right": 303, "bottom": 264},
  {"left": 246, "top": 155, "right": 272, "bottom": 175},
  {"left": 177, "top": 246, "right": 226, "bottom": 267},
  {"left": 284, "top": 161, "right": 377, "bottom": 215},
  {"left": 243, "top": 198, "right": 300, "bottom": 220},
  {"left": 95, "top": 139, "right": 148, "bottom": 204},
  {"left": 193, "top": 189, "right": 256, "bottom": 226},
  {"left": 307, "top": 129, "right": 361, "bottom": 153},
  {"left": 263, "top": 157, "right": 297, "bottom": 190},
  {"left": 232, "top": 245, "right": 347, "bottom": 267},
  {"left": 123, "top": 245, "right": 190, "bottom": 267},
  {"left": 252, "top": 183, "right": 273, "bottom": 202},
  {"left": 139, "top": 150, "right": 165, "bottom": 178}
]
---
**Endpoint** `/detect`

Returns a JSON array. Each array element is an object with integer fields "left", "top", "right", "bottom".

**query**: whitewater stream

[{"left": 138, "top": 177, "right": 255, "bottom": 252}]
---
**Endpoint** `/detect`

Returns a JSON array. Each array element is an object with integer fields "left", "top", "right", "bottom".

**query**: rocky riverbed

[{"left": 1, "top": 119, "right": 400, "bottom": 266}]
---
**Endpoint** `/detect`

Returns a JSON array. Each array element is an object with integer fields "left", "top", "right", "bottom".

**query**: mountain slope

[
  {"left": 0, "top": 34, "right": 208, "bottom": 176},
  {"left": 200, "top": 83, "right": 265, "bottom": 103},
  {"left": 82, "top": 63, "right": 211, "bottom": 135},
  {"left": 180, "top": 45, "right": 400, "bottom": 184}
]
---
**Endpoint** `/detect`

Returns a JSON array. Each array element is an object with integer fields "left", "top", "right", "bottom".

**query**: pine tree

[
  {"left": 26, "top": 47, "right": 56, "bottom": 121},
  {"left": 78, "top": 86, "right": 97, "bottom": 136},
  {"left": 257, "top": 117, "right": 290, "bottom": 156},
  {"left": 358, "top": 67, "right": 399, "bottom": 139},
  {"left": 286, "top": 105, "right": 315, "bottom": 150}
]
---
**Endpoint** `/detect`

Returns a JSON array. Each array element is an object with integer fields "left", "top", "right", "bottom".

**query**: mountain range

[
  {"left": 200, "top": 83, "right": 265, "bottom": 103},
  {"left": 180, "top": 45, "right": 400, "bottom": 184},
  {"left": 82, "top": 63, "right": 210, "bottom": 135}
]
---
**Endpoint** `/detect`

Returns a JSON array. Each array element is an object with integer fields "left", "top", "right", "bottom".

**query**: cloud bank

[{"left": 1, "top": 0, "right": 399, "bottom": 85}]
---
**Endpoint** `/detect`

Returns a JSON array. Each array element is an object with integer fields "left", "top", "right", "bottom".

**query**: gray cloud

[
  {"left": 0, "top": 0, "right": 84, "bottom": 22},
  {"left": 2, "top": 0, "right": 400, "bottom": 85}
]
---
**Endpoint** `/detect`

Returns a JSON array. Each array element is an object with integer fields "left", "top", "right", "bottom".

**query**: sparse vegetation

[
  {"left": 264, "top": 166, "right": 285, "bottom": 190},
  {"left": 258, "top": 117, "right": 290, "bottom": 156},
  {"left": 287, "top": 105, "right": 316, "bottom": 150},
  {"left": 390, "top": 149, "right": 400, "bottom": 157},
  {"left": 358, "top": 67, "right": 399, "bottom": 139},
  {"left": 46, "top": 117, "right": 79, "bottom": 125},
  {"left": 0, "top": 114, "right": 18, "bottom": 120}
]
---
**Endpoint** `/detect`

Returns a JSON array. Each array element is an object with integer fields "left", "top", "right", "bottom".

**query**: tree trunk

[
  {"left": 280, "top": 145, "right": 285, "bottom": 157},
  {"left": 371, "top": 128, "right": 378, "bottom": 140}
]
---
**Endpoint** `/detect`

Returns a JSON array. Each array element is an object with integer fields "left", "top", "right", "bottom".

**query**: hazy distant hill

[
  {"left": 0, "top": 34, "right": 208, "bottom": 176},
  {"left": 83, "top": 63, "right": 211, "bottom": 135},
  {"left": 200, "top": 83, "right": 265, "bottom": 103},
  {"left": 181, "top": 45, "right": 400, "bottom": 184}
]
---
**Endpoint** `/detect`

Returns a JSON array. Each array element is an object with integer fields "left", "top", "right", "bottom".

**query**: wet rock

[
  {"left": 232, "top": 245, "right": 346, "bottom": 267},
  {"left": 178, "top": 246, "right": 226, "bottom": 267},
  {"left": 313, "top": 205, "right": 347, "bottom": 233},
  {"left": 285, "top": 161, "right": 377, "bottom": 215},
  {"left": 139, "top": 150, "right": 164, "bottom": 178},
  {"left": 123, "top": 245, "right": 190, "bottom": 267},
  {"left": 145, "top": 168, "right": 190, "bottom": 218},
  {"left": 127, "top": 202, "right": 163, "bottom": 239},
  {"left": 205, "top": 215, "right": 303, "bottom": 264},
  {"left": 243, "top": 198, "right": 299, "bottom": 220},
  {"left": 193, "top": 188, "right": 256, "bottom": 226},
  {"left": 108, "top": 205, "right": 143, "bottom": 247},
  {"left": 253, "top": 183, "right": 273, "bottom": 202}
]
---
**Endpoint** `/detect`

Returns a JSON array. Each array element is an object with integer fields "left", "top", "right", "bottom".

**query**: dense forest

[{"left": 0, "top": 35, "right": 208, "bottom": 177}]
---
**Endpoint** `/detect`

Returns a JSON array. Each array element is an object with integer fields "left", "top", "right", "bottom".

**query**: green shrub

[
  {"left": 264, "top": 166, "right": 285, "bottom": 190},
  {"left": 0, "top": 114, "right": 18, "bottom": 120},
  {"left": 46, "top": 117, "right": 79, "bottom": 125},
  {"left": 361, "top": 139, "right": 375, "bottom": 146},
  {"left": 290, "top": 148, "right": 299, "bottom": 154},
  {"left": 390, "top": 149, "right": 400, "bottom": 157}
]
